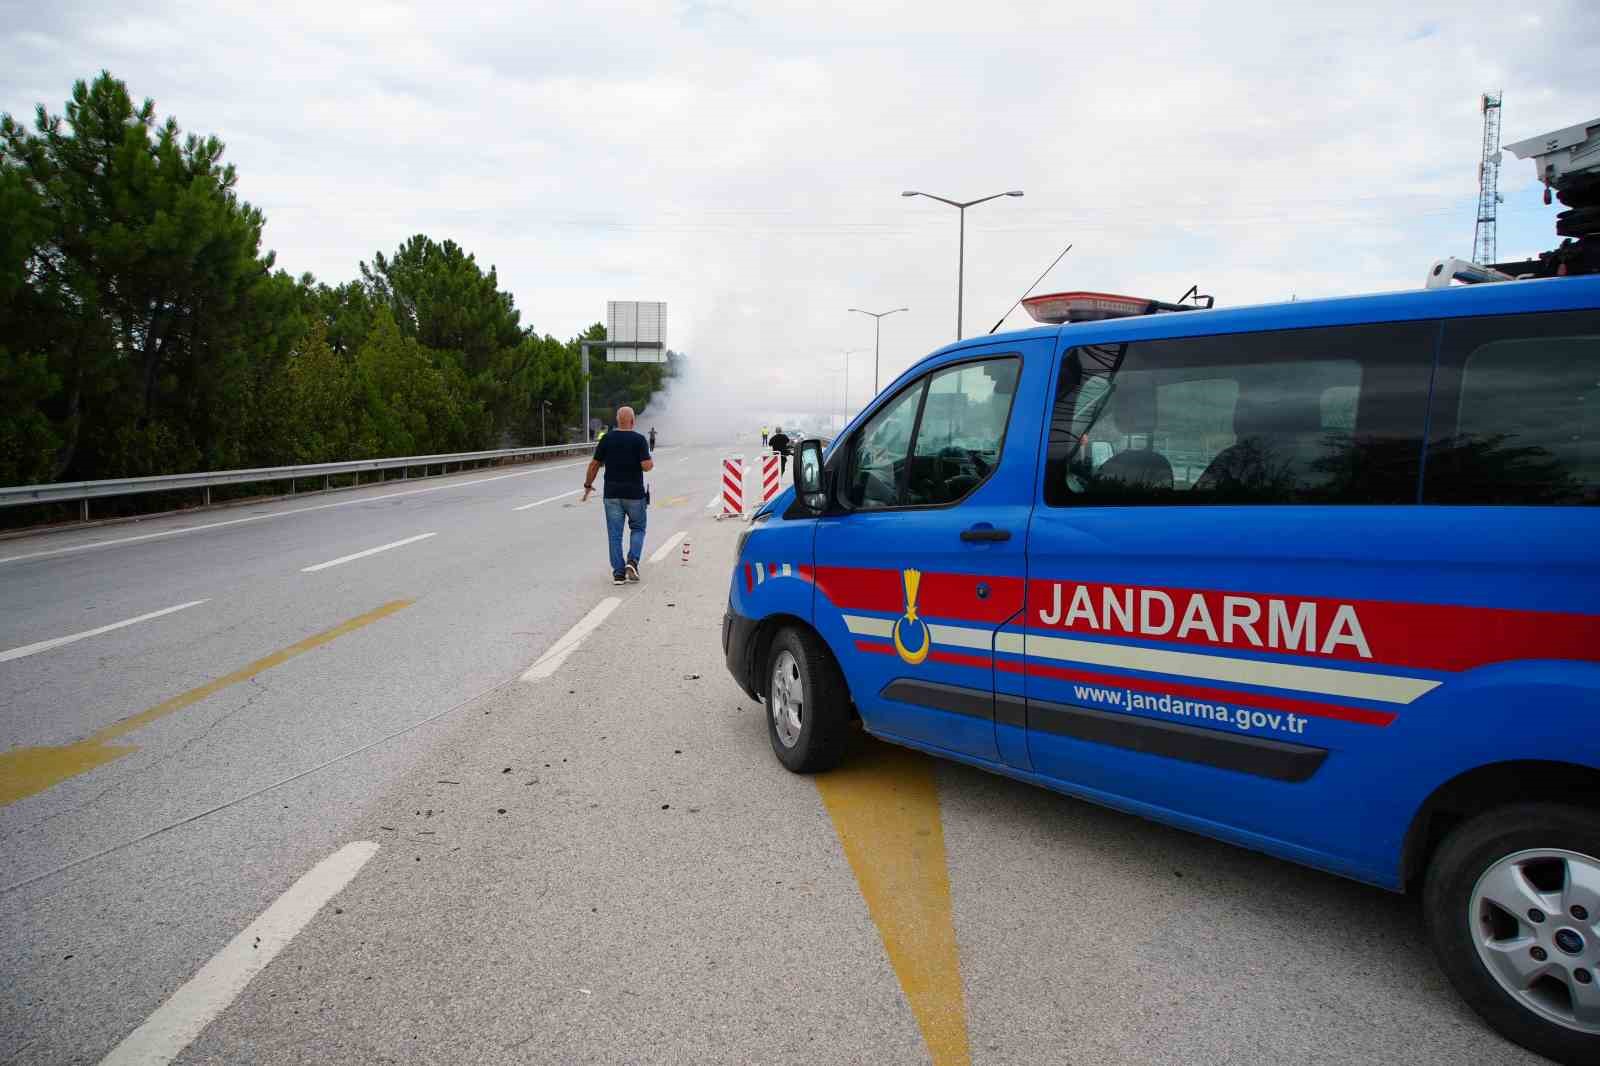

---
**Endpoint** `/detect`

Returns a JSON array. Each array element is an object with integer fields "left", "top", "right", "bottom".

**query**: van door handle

[{"left": 960, "top": 526, "right": 1011, "bottom": 542}]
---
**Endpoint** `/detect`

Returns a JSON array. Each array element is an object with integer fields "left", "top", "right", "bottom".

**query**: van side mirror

[{"left": 795, "top": 439, "right": 825, "bottom": 506}]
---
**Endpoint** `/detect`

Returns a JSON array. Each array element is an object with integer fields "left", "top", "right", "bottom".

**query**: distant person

[
  {"left": 768, "top": 426, "right": 792, "bottom": 474},
  {"left": 595, "top": 425, "right": 608, "bottom": 443},
  {"left": 761, "top": 425, "right": 769, "bottom": 446},
  {"left": 581, "top": 406, "right": 653, "bottom": 585},
  {"left": 649, "top": 427, "right": 657, "bottom": 450}
]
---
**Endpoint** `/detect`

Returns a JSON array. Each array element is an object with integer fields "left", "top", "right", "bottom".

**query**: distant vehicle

[{"left": 725, "top": 274, "right": 1600, "bottom": 1064}]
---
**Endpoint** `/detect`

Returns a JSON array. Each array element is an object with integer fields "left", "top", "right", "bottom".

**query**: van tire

[
  {"left": 1423, "top": 803, "right": 1600, "bottom": 1065},
  {"left": 763, "top": 626, "right": 850, "bottom": 774}
]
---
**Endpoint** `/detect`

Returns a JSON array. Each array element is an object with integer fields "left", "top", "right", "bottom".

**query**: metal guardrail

[{"left": 0, "top": 442, "right": 593, "bottom": 519}]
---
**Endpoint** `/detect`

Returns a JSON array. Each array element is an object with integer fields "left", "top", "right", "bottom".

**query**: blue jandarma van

[{"left": 724, "top": 276, "right": 1600, "bottom": 1063}]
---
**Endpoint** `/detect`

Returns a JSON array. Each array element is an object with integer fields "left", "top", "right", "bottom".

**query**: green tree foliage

[
  {"left": 1, "top": 71, "right": 289, "bottom": 480},
  {"left": 514, "top": 332, "right": 583, "bottom": 445},
  {"left": 1, "top": 71, "right": 626, "bottom": 493},
  {"left": 0, "top": 160, "right": 60, "bottom": 484},
  {"left": 354, "top": 309, "right": 476, "bottom": 456},
  {"left": 361, "top": 236, "right": 530, "bottom": 445}
]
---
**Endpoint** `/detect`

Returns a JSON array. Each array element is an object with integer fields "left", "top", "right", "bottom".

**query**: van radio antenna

[{"left": 987, "top": 242, "right": 1073, "bottom": 334}]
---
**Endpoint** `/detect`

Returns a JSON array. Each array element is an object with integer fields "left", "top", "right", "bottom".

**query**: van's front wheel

[
  {"left": 764, "top": 627, "right": 849, "bottom": 774},
  {"left": 1424, "top": 804, "right": 1600, "bottom": 1065}
]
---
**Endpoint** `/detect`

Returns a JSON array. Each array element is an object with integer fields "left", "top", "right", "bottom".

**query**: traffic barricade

[
  {"left": 719, "top": 455, "right": 743, "bottom": 518},
  {"left": 761, "top": 453, "right": 781, "bottom": 504}
]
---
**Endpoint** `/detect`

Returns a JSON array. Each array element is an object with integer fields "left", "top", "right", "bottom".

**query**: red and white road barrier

[
  {"left": 761, "top": 453, "right": 780, "bottom": 503},
  {"left": 720, "top": 456, "right": 744, "bottom": 518}
]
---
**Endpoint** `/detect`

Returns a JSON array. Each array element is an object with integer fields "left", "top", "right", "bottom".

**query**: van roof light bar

[{"left": 1021, "top": 290, "right": 1204, "bottom": 324}]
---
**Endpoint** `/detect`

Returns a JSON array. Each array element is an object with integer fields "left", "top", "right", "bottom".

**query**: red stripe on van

[{"left": 815, "top": 566, "right": 1023, "bottom": 624}]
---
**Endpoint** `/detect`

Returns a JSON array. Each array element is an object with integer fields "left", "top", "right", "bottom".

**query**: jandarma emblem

[{"left": 892, "top": 568, "right": 930, "bottom": 665}]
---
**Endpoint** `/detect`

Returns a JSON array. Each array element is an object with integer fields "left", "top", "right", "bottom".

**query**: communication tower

[{"left": 1474, "top": 92, "right": 1504, "bottom": 264}]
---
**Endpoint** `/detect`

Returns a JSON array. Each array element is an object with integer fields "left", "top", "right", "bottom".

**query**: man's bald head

[{"left": 616, "top": 406, "right": 636, "bottom": 429}]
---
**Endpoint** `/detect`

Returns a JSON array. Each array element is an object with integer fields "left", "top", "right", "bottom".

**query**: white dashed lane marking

[
  {"left": 648, "top": 530, "right": 687, "bottom": 564},
  {"left": 99, "top": 841, "right": 379, "bottom": 1066},
  {"left": 0, "top": 600, "right": 209, "bottom": 664},
  {"left": 513, "top": 488, "right": 582, "bottom": 511},
  {"left": 300, "top": 532, "right": 437, "bottom": 573},
  {"left": 521, "top": 598, "right": 621, "bottom": 682}
]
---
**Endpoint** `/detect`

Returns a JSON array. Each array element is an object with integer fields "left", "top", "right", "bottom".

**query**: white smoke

[{"left": 639, "top": 297, "right": 875, "bottom": 446}]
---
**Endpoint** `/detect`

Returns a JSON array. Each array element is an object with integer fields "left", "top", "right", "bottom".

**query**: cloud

[{"left": 4, "top": 0, "right": 1596, "bottom": 421}]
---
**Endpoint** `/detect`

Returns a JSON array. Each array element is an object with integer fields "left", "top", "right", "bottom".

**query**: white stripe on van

[
  {"left": 843, "top": 614, "right": 894, "bottom": 638},
  {"left": 1023, "top": 632, "right": 1439, "bottom": 705},
  {"left": 843, "top": 614, "right": 994, "bottom": 652},
  {"left": 926, "top": 623, "right": 993, "bottom": 651}
]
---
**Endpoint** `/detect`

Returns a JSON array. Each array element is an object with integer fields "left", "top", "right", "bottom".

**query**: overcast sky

[{"left": 4, "top": 0, "right": 1596, "bottom": 428}]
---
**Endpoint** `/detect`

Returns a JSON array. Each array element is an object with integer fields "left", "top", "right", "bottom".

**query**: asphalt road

[{"left": 0, "top": 439, "right": 1546, "bottom": 1064}]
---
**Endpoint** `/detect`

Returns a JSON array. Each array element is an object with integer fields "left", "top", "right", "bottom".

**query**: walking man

[
  {"left": 768, "top": 425, "right": 792, "bottom": 475},
  {"left": 581, "top": 405, "right": 653, "bottom": 585}
]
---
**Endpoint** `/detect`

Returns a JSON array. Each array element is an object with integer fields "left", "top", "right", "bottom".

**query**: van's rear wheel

[
  {"left": 764, "top": 627, "right": 849, "bottom": 774},
  {"left": 1424, "top": 804, "right": 1600, "bottom": 1065}
]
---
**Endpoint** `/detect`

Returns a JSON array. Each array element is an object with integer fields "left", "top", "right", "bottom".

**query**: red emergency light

[{"left": 1022, "top": 291, "right": 1160, "bottom": 324}]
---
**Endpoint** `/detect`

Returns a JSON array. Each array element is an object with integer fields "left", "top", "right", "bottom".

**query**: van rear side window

[
  {"left": 1423, "top": 311, "right": 1600, "bottom": 506},
  {"left": 1044, "top": 322, "right": 1436, "bottom": 506}
]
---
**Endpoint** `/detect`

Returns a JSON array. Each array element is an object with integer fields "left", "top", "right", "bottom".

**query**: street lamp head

[
  {"left": 1006, "top": 190, "right": 1024, "bottom": 197},
  {"left": 901, "top": 191, "right": 919, "bottom": 197}
]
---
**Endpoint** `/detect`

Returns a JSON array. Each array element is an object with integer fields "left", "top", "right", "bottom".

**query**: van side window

[
  {"left": 844, "top": 380, "right": 924, "bottom": 509},
  {"left": 1044, "top": 323, "right": 1436, "bottom": 507},
  {"left": 1424, "top": 311, "right": 1600, "bottom": 505},
  {"left": 907, "top": 358, "right": 1020, "bottom": 506}
]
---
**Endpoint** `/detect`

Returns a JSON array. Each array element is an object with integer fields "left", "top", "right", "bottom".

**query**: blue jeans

[{"left": 603, "top": 496, "right": 647, "bottom": 575}]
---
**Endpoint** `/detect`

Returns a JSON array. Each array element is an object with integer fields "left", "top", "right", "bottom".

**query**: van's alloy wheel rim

[
  {"left": 770, "top": 650, "right": 803, "bottom": 748},
  {"left": 1470, "top": 847, "right": 1600, "bottom": 1033}
]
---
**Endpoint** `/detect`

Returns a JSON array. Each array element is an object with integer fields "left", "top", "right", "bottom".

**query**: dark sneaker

[
  {"left": 625, "top": 562, "right": 641, "bottom": 583},
  {"left": 612, "top": 572, "right": 626, "bottom": 585}
]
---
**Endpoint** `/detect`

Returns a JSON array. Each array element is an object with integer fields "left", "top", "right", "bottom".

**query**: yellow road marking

[
  {"left": 0, "top": 600, "right": 413, "bottom": 807},
  {"left": 659, "top": 494, "right": 690, "bottom": 507},
  {"left": 816, "top": 738, "right": 970, "bottom": 1066}
]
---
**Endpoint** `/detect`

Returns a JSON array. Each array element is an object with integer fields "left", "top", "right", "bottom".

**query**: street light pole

[
  {"left": 901, "top": 189, "right": 1023, "bottom": 340},
  {"left": 847, "top": 308, "right": 909, "bottom": 395},
  {"left": 839, "top": 348, "right": 867, "bottom": 421},
  {"left": 957, "top": 208, "right": 964, "bottom": 340},
  {"left": 580, "top": 342, "right": 591, "bottom": 444}
]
